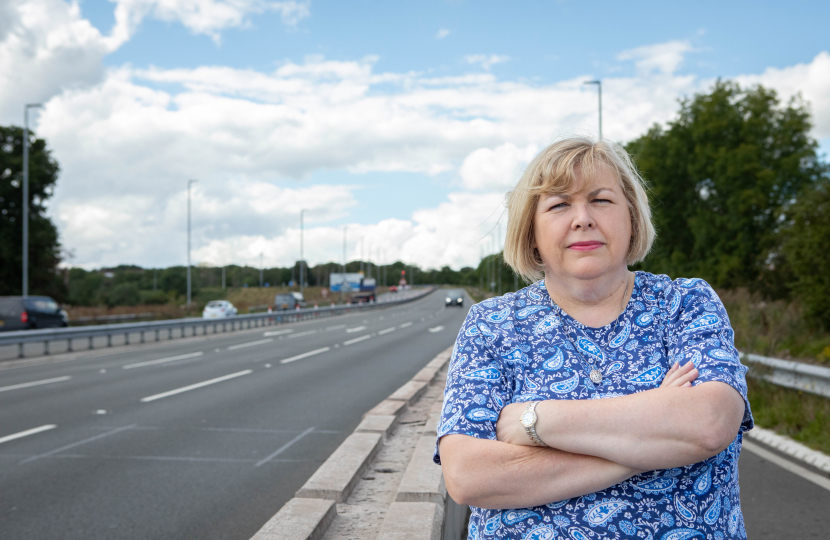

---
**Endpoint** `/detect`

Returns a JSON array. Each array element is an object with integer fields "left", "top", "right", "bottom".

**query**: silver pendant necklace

[{"left": 552, "top": 273, "right": 631, "bottom": 385}]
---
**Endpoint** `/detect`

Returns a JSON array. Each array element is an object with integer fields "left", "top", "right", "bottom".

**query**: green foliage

[
  {"left": 0, "top": 125, "right": 63, "bottom": 298},
  {"left": 626, "top": 81, "right": 825, "bottom": 295},
  {"left": 781, "top": 179, "right": 830, "bottom": 328},
  {"left": 106, "top": 282, "right": 141, "bottom": 307},
  {"left": 139, "top": 290, "right": 169, "bottom": 305}
]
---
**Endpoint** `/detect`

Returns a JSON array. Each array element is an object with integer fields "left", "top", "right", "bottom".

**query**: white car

[{"left": 202, "top": 300, "right": 238, "bottom": 318}]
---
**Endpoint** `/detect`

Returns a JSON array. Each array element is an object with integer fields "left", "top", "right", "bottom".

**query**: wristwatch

[{"left": 520, "top": 401, "right": 547, "bottom": 447}]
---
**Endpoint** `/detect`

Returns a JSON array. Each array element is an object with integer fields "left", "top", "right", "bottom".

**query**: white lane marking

[
  {"left": 428, "top": 326, "right": 445, "bottom": 333},
  {"left": 140, "top": 371, "right": 252, "bottom": 403},
  {"left": 123, "top": 352, "right": 204, "bottom": 369},
  {"left": 288, "top": 330, "right": 317, "bottom": 338},
  {"left": 264, "top": 329, "right": 294, "bottom": 336},
  {"left": 0, "top": 424, "right": 56, "bottom": 445},
  {"left": 19, "top": 424, "right": 136, "bottom": 464},
  {"left": 228, "top": 338, "right": 273, "bottom": 350},
  {"left": 326, "top": 324, "right": 346, "bottom": 331},
  {"left": 255, "top": 426, "right": 316, "bottom": 467},
  {"left": 399, "top": 322, "right": 413, "bottom": 328},
  {"left": 0, "top": 376, "right": 71, "bottom": 393},
  {"left": 346, "top": 326, "right": 366, "bottom": 333},
  {"left": 280, "top": 347, "right": 331, "bottom": 364},
  {"left": 344, "top": 335, "right": 371, "bottom": 346},
  {"left": 743, "top": 439, "right": 830, "bottom": 492},
  {"left": 378, "top": 327, "right": 396, "bottom": 335}
]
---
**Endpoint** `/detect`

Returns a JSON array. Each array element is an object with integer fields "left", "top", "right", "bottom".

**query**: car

[
  {"left": 0, "top": 296, "right": 68, "bottom": 331},
  {"left": 202, "top": 300, "right": 238, "bottom": 319},
  {"left": 445, "top": 289, "right": 464, "bottom": 307},
  {"left": 388, "top": 286, "right": 398, "bottom": 293},
  {"left": 274, "top": 293, "right": 305, "bottom": 310}
]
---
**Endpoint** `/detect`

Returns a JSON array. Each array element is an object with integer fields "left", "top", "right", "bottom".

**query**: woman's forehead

[{"left": 540, "top": 167, "right": 621, "bottom": 197}]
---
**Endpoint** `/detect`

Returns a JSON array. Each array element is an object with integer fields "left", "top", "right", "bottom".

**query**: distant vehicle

[
  {"left": 349, "top": 291, "right": 375, "bottom": 304},
  {"left": 202, "top": 300, "right": 238, "bottom": 319},
  {"left": 274, "top": 293, "right": 305, "bottom": 310},
  {"left": 388, "top": 286, "right": 398, "bottom": 293},
  {"left": 0, "top": 296, "right": 68, "bottom": 331},
  {"left": 445, "top": 290, "right": 464, "bottom": 308}
]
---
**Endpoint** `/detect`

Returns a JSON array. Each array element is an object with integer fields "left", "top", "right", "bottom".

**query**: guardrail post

[
  {"left": 44, "top": 340, "right": 49, "bottom": 355},
  {"left": 18, "top": 343, "right": 24, "bottom": 358},
  {"left": 67, "top": 338, "right": 73, "bottom": 352},
  {"left": 89, "top": 336, "right": 94, "bottom": 349},
  {"left": 155, "top": 329, "right": 160, "bottom": 341},
  {"left": 125, "top": 332, "right": 130, "bottom": 345},
  {"left": 168, "top": 328, "right": 173, "bottom": 339},
  {"left": 107, "top": 334, "right": 112, "bottom": 347},
  {"left": 140, "top": 331, "right": 145, "bottom": 343}
]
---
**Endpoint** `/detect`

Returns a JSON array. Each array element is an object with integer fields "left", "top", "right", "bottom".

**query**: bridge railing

[
  {"left": 742, "top": 352, "right": 830, "bottom": 399},
  {"left": 0, "top": 287, "right": 434, "bottom": 358}
]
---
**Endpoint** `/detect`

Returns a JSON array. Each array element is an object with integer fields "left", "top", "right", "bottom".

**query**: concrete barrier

[
  {"left": 388, "top": 380, "right": 428, "bottom": 404},
  {"left": 364, "top": 399, "right": 408, "bottom": 417},
  {"left": 377, "top": 501, "right": 444, "bottom": 540},
  {"left": 249, "top": 498, "right": 336, "bottom": 540},
  {"left": 295, "top": 432, "right": 382, "bottom": 502},
  {"left": 356, "top": 414, "right": 399, "bottom": 438},
  {"left": 396, "top": 436, "right": 447, "bottom": 504}
]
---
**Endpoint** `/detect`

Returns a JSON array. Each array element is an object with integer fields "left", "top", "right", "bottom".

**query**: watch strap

[{"left": 522, "top": 401, "right": 547, "bottom": 447}]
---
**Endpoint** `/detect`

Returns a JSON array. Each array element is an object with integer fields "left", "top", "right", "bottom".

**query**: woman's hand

[
  {"left": 496, "top": 401, "right": 539, "bottom": 446},
  {"left": 660, "top": 361, "right": 699, "bottom": 388}
]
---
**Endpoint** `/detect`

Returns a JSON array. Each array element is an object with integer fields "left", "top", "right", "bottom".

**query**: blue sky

[{"left": 2, "top": 0, "right": 828, "bottom": 269}]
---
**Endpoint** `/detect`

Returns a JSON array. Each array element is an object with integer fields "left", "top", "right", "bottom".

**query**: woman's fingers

[{"left": 660, "top": 361, "right": 698, "bottom": 388}]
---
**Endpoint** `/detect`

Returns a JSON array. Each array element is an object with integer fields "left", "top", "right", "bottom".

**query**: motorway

[
  {"left": 1, "top": 289, "right": 829, "bottom": 539},
  {"left": 0, "top": 290, "right": 468, "bottom": 539}
]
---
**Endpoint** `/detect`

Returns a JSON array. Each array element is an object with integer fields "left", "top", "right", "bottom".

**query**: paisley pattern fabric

[{"left": 434, "top": 272, "right": 753, "bottom": 540}]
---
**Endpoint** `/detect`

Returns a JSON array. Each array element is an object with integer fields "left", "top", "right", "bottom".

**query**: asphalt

[{"left": 1, "top": 289, "right": 828, "bottom": 539}]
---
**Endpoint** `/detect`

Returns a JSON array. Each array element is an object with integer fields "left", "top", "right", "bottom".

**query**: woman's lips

[{"left": 568, "top": 241, "right": 604, "bottom": 251}]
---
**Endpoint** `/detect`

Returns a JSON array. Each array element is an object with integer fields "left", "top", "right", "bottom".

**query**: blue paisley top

[{"left": 434, "top": 272, "right": 753, "bottom": 540}]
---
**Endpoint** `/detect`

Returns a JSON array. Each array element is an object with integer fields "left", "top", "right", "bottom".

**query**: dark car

[
  {"left": 274, "top": 293, "right": 304, "bottom": 311},
  {"left": 445, "top": 290, "right": 464, "bottom": 307},
  {"left": 0, "top": 296, "right": 68, "bottom": 331}
]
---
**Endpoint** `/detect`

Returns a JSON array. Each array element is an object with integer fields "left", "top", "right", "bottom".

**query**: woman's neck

[{"left": 544, "top": 267, "right": 634, "bottom": 328}]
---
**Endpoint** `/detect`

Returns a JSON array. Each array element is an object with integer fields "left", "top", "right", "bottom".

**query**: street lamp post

[
  {"left": 187, "top": 179, "right": 197, "bottom": 309},
  {"left": 22, "top": 103, "right": 43, "bottom": 297},
  {"left": 300, "top": 209, "right": 306, "bottom": 295},
  {"left": 583, "top": 80, "right": 602, "bottom": 140}
]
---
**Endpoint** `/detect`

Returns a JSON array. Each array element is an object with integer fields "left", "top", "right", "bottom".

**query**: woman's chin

[{"left": 557, "top": 260, "right": 620, "bottom": 281}]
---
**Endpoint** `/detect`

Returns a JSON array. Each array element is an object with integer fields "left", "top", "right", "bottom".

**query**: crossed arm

[{"left": 439, "top": 362, "right": 746, "bottom": 509}]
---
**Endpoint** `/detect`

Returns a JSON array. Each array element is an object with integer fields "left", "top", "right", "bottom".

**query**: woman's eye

[
  {"left": 549, "top": 202, "right": 568, "bottom": 211},
  {"left": 593, "top": 198, "right": 612, "bottom": 204}
]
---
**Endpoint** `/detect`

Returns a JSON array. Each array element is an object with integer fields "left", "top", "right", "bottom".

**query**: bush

[
  {"left": 140, "top": 290, "right": 169, "bottom": 305},
  {"left": 106, "top": 282, "right": 140, "bottom": 307}
]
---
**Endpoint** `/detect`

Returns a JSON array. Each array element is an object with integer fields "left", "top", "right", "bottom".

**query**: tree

[
  {"left": 626, "top": 81, "right": 825, "bottom": 294},
  {"left": 781, "top": 179, "right": 830, "bottom": 328},
  {"left": 0, "top": 126, "right": 63, "bottom": 298}
]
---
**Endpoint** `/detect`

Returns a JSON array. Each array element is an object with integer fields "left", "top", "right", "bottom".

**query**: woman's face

[{"left": 533, "top": 165, "right": 632, "bottom": 282}]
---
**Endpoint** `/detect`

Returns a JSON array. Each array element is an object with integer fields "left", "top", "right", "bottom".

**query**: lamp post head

[{"left": 583, "top": 80, "right": 600, "bottom": 86}]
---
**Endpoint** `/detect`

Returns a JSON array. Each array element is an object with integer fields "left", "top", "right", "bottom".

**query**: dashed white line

[
  {"left": 0, "top": 424, "right": 56, "bottom": 445},
  {"left": 326, "top": 324, "right": 346, "bottom": 331},
  {"left": 428, "top": 326, "right": 445, "bottom": 333},
  {"left": 264, "top": 329, "right": 294, "bottom": 336},
  {"left": 123, "top": 352, "right": 203, "bottom": 369},
  {"left": 20, "top": 424, "right": 136, "bottom": 464},
  {"left": 228, "top": 338, "right": 273, "bottom": 350},
  {"left": 346, "top": 326, "right": 366, "bottom": 333},
  {"left": 378, "top": 327, "right": 396, "bottom": 335},
  {"left": 0, "top": 376, "right": 71, "bottom": 393},
  {"left": 344, "top": 335, "right": 371, "bottom": 345},
  {"left": 288, "top": 330, "right": 317, "bottom": 338},
  {"left": 255, "top": 426, "right": 316, "bottom": 467},
  {"left": 399, "top": 322, "right": 413, "bottom": 328},
  {"left": 280, "top": 347, "right": 331, "bottom": 364},
  {"left": 140, "top": 370, "right": 253, "bottom": 402}
]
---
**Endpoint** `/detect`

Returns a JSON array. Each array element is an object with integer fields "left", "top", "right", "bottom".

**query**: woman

[{"left": 435, "top": 138, "right": 752, "bottom": 540}]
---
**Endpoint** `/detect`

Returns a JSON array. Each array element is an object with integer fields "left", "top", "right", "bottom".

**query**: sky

[{"left": 2, "top": 0, "right": 829, "bottom": 270}]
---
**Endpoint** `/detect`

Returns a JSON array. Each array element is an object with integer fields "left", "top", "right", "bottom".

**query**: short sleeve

[
  {"left": 433, "top": 304, "right": 512, "bottom": 465},
  {"left": 665, "top": 279, "right": 754, "bottom": 433}
]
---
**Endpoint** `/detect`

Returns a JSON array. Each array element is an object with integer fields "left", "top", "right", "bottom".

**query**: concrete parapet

[
  {"left": 296, "top": 432, "right": 382, "bottom": 502},
  {"left": 356, "top": 414, "right": 398, "bottom": 438},
  {"left": 250, "top": 498, "right": 336, "bottom": 540},
  {"left": 388, "top": 380, "right": 428, "bottom": 404},
  {"left": 412, "top": 364, "right": 440, "bottom": 383},
  {"left": 364, "top": 399, "right": 408, "bottom": 417},
  {"left": 396, "top": 436, "right": 446, "bottom": 505},
  {"left": 423, "top": 412, "right": 441, "bottom": 437},
  {"left": 377, "top": 501, "right": 444, "bottom": 540}
]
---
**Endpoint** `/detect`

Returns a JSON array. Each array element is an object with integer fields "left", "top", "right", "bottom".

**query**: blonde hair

[{"left": 504, "top": 137, "right": 654, "bottom": 283}]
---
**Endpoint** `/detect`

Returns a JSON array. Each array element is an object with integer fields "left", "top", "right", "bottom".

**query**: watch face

[{"left": 521, "top": 410, "right": 535, "bottom": 427}]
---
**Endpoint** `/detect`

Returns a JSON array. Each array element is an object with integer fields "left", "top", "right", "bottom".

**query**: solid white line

[
  {"left": 399, "top": 322, "right": 413, "bottom": 328},
  {"left": 0, "top": 376, "right": 71, "bottom": 393},
  {"left": 346, "top": 326, "right": 366, "bottom": 333},
  {"left": 280, "top": 347, "right": 331, "bottom": 364},
  {"left": 429, "top": 326, "right": 445, "bottom": 333},
  {"left": 264, "top": 329, "right": 294, "bottom": 336},
  {"left": 20, "top": 424, "right": 136, "bottom": 464},
  {"left": 742, "top": 439, "right": 830, "bottom": 492},
  {"left": 378, "top": 327, "right": 396, "bottom": 335},
  {"left": 288, "top": 330, "right": 317, "bottom": 338},
  {"left": 140, "top": 370, "right": 253, "bottom": 402},
  {"left": 0, "top": 424, "right": 56, "bottom": 445},
  {"left": 228, "top": 338, "right": 273, "bottom": 350},
  {"left": 255, "top": 426, "right": 316, "bottom": 467},
  {"left": 123, "top": 352, "right": 203, "bottom": 369},
  {"left": 344, "top": 335, "right": 371, "bottom": 345},
  {"left": 326, "top": 324, "right": 346, "bottom": 331}
]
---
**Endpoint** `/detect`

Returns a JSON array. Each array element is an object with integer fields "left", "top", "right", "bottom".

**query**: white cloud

[
  {"left": 464, "top": 54, "right": 510, "bottom": 71},
  {"left": 460, "top": 143, "right": 539, "bottom": 191},
  {"left": 617, "top": 40, "right": 693, "bottom": 76},
  {"left": 435, "top": 28, "right": 450, "bottom": 40}
]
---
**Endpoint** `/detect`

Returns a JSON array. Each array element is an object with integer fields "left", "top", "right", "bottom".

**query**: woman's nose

[{"left": 571, "top": 203, "right": 595, "bottom": 229}]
